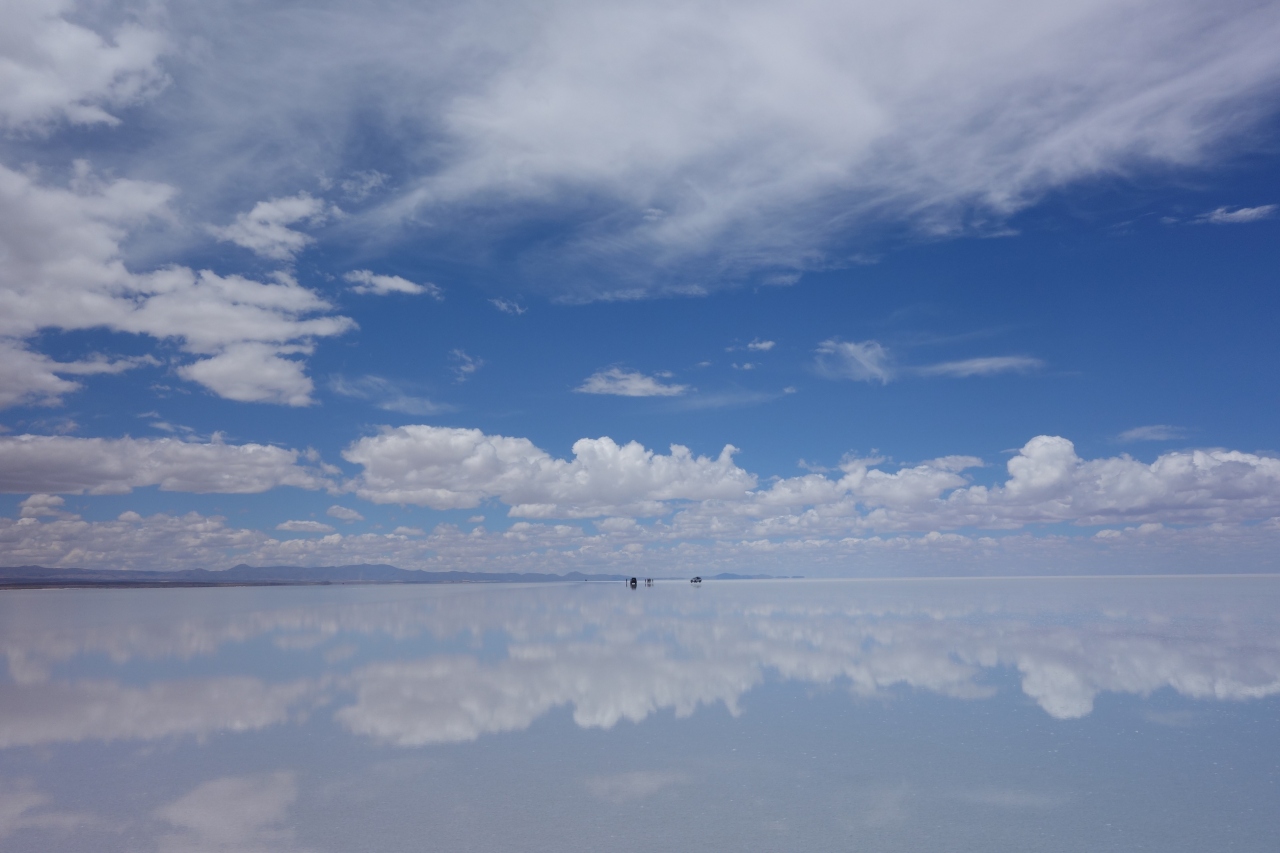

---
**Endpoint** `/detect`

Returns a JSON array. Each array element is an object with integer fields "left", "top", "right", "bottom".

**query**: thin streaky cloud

[
  {"left": 576, "top": 368, "right": 688, "bottom": 397},
  {"left": 329, "top": 375, "right": 451, "bottom": 415},
  {"left": 490, "top": 298, "right": 527, "bottom": 315},
  {"left": 1118, "top": 425, "right": 1189, "bottom": 442},
  {"left": 914, "top": 356, "right": 1044, "bottom": 378},
  {"left": 345, "top": 270, "right": 442, "bottom": 298},
  {"left": 1195, "top": 204, "right": 1277, "bottom": 224}
]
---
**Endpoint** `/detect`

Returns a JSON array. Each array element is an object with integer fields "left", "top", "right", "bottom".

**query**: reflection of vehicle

[{"left": 691, "top": 576, "right": 702, "bottom": 584}]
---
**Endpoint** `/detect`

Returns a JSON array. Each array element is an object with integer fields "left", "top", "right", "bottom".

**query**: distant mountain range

[{"left": 0, "top": 565, "right": 787, "bottom": 588}]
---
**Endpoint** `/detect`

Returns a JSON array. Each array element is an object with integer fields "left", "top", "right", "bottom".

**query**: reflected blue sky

[{"left": 2, "top": 578, "right": 1278, "bottom": 851}]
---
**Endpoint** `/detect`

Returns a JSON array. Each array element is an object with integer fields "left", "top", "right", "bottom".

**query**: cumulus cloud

[
  {"left": 326, "top": 505, "right": 364, "bottom": 522},
  {"left": 17, "top": 493, "right": 69, "bottom": 518},
  {"left": 275, "top": 520, "right": 334, "bottom": 533},
  {"left": 747, "top": 339, "right": 775, "bottom": 352},
  {"left": 0, "top": 0, "right": 167, "bottom": 130},
  {"left": 4, "top": 430, "right": 1280, "bottom": 574},
  {"left": 0, "top": 434, "right": 329, "bottom": 495},
  {"left": 344, "top": 270, "right": 441, "bottom": 297},
  {"left": 0, "top": 165, "right": 353, "bottom": 406},
  {"left": 0, "top": 678, "right": 314, "bottom": 748},
  {"left": 178, "top": 342, "right": 316, "bottom": 407},
  {"left": 324, "top": 579, "right": 1280, "bottom": 743},
  {"left": 1195, "top": 204, "right": 1277, "bottom": 224},
  {"left": 576, "top": 368, "right": 688, "bottom": 397},
  {"left": 342, "top": 424, "right": 755, "bottom": 516},
  {"left": 717, "top": 435, "right": 1280, "bottom": 535},
  {"left": 209, "top": 193, "right": 331, "bottom": 261}
]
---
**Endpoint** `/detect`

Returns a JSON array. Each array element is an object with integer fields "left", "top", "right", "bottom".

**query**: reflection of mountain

[{"left": 1, "top": 579, "right": 1278, "bottom": 750}]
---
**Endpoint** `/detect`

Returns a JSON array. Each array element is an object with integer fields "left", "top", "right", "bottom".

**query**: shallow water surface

[{"left": 1, "top": 577, "right": 1278, "bottom": 851}]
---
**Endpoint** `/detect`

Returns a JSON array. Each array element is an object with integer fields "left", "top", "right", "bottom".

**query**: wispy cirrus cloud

[
  {"left": 815, "top": 339, "right": 894, "bottom": 383},
  {"left": 1194, "top": 204, "right": 1277, "bottom": 224},
  {"left": 1117, "top": 425, "right": 1189, "bottom": 442},
  {"left": 449, "top": 350, "right": 483, "bottom": 383},
  {"left": 914, "top": 356, "right": 1043, "bottom": 378},
  {"left": 329, "top": 375, "right": 450, "bottom": 415},
  {"left": 816, "top": 340, "right": 1042, "bottom": 383},
  {"left": 12, "top": 0, "right": 1277, "bottom": 301},
  {"left": 489, "top": 298, "right": 527, "bottom": 315}
]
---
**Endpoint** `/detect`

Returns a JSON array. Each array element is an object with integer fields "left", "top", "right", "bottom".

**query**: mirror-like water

[{"left": 1, "top": 577, "right": 1277, "bottom": 851}]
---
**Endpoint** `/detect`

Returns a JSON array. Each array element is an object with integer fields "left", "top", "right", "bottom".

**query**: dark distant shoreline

[{"left": 0, "top": 564, "right": 783, "bottom": 589}]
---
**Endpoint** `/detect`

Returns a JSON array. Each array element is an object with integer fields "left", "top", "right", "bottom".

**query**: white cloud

[
  {"left": 1196, "top": 204, "right": 1277, "bottom": 224},
  {"left": 17, "top": 493, "right": 67, "bottom": 518},
  {"left": 0, "top": 340, "right": 83, "bottom": 409},
  {"left": 815, "top": 339, "right": 893, "bottom": 383},
  {"left": 178, "top": 342, "right": 315, "bottom": 407},
  {"left": 489, "top": 298, "right": 527, "bottom": 315},
  {"left": 0, "top": 339, "right": 159, "bottom": 410},
  {"left": 0, "top": 165, "right": 353, "bottom": 406},
  {"left": 275, "top": 520, "right": 335, "bottom": 533},
  {"left": 8, "top": 0, "right": 1280, "bottom": 307},
  {"left": 342, "top": 424, "right": 755, "bottom": 516},
  {"left": 344, "top": 270, "right": 441, "bottom": 298},
  {"left": 0, "top": 678, "right": 314, "bottom": 748},
  {"left": 586, "top": 771, "right": 688, "bottom": 804},
  {"left": 719, "top": 435, "right": 1280, "bottom": 533},
  {"left": 0, "top": 0, "right": 167, "bottom": 130},
  {"left": 155, "top": 773, "right": 311, "bottom": 853},
  {"left": 449, "top": 349, "right": 483, "bottom": 382},
  {"left": 367, "top": 0, "right": 1280, "bottom": 295},
  {"left": 339, "top": 170, "right": 387, "bottom": 200},
  {"left": 209, "top": 193, "right": 330, "bottom": 261},
  {"left": 326, "top": 505, "right": 364, "bottom": 522},
  {"left": 747, "top": 339, "right": 775, "bottom": 351},
  {"left": 0, "top": 434, "right": 330, "bottom": 495},
  {"left": 4, "top": 430, "right": 1280, "bottom": 575},
  {"left": 817, "top": 341, "right": 1042, "bottom": 383},
  {"left": 914, "top": 356, "right": 1044, "bottom": 378},
  {"left": 337, "top": 647, "right": 757, "bottom": 746},
  {"left": 328, "top": 374, "right": 448, "bottom": 415},
  {"left": 9, "top": 0, "right": 1274, "bottom": 301},
  {"left": 1118, "top": 424, "right": 1188, "bottom": 442},
  {"left": 575, "top": 367, "right": 688, "bottom": 397}
]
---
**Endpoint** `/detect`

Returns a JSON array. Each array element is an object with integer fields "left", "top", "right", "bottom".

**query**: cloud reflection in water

[{"left": 1, "top": 579, "right": 1278, "bottom": 752}]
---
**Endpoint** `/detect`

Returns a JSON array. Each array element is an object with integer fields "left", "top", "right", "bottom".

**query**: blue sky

[{"left": 2, "top": 0, "right": 1280, "bottom": 574}]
